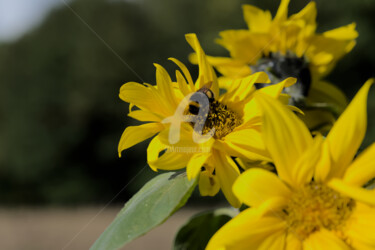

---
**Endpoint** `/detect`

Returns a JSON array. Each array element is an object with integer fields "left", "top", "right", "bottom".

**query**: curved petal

[
  {"left": 147, "top": 135, "right": 191, "bottom": 171},
  {"left": 233, "top": 168, "right": 291, "bottom": 208},
  {"left": 307, "top": 25, "right": 357, "bottom": 76},
  {"left": 285, "top": 233, "right": 302, "bottom": 250},
  {"left": 259, "top": 77, "right": 296, "bottom": 99},
  {"left": 198, "top": 170, "right": 220, "bottom": 196},
  {"left": 185, "top": 33, "right": 219, "bottom": 97},
  {"left": 175, "top": 70, "right": 191, "bottom": 97},
  {"left": 343, "top": 143, "right": 375, "bottom": 187},
  {"left": 325, "top": 79, "right": 373, "bottom": 179},
  {"left": 328, "top": 178, "right": 375, "bottom": 206},
  {"left": 292, "top": 133, "right": 323, "bottom": 186},
  {"left": 168, "top": 57, "right": 195, "bottom": 91},
  {"left": 289, "top": 1, "right": 316, "bottom": 28},
  {"left": 302, "top": 229, "right": 351, "bottom": 250},
  {"left": 128, "top": 110, "right": 163, "bottom": 122},
  {"left": 206, "top": 56, "right": 252, "bottom": 79},
  {"left": 242, "top": 4, "right": 272, "bottom": 32},
  {"left": 153, "top": 63, "right": 178, "bottom": 112},
  {"left": 118, "top": 123, "right": 163, "bottom": 157},
  {"left": 274, "top": 0, "right": 290, "bottom": 22},
  {"left": 216, "top": 30, "right": 269, "bottom": 65},
  {"left": 186, "top": 153, "right": 211, "bottom": 180},
  {"left": 220, "top": 72, "right": 270, "bottom": 104},
  {"left": 215, "top": 128, "right": 271, "bottom": 162},
  {"left": 314, "top": 140, "right": 332, "bottom": 182},
  {"left": 254, "top": 92, "right": 313, "bottom": 187},
  {"left": 147, "top": 135, "right": 165, "bottom": 171},
  {"left": 323, "top": 22, "right": 358, "bottom": 40},
  {"left": 258, "top": 230, "right": 286, "bottom": 250},
  {"left": 119, "top": 82, "right": 164, "bottom": 114},
  {"left": 206, "top": 208, "right": 286, "bottom": 250},
  {"left": 214, "top": 151, "right": 241, "bottom": 208},
  {"left": 346, "top": 202, "right": 375, "bottom": 249},
  {"left": 150, "top": 152, "right": 190, "bottom": 171}
]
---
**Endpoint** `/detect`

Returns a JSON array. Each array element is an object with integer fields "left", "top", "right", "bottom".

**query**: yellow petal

[
  {"left": 217, "top": 30, "right": 269, "bottom": 65},
  {"left": 314, "top": 140, "right": 332, "bottom": 182},
  {"left": 189, "top": 53, "right": 251, "bottom": 79},
  {"left": 285, "top": 233, "right": 302, "bottom": 250},
  {"left": 213, "top": 151, "right": 241, "bottom": 208},
  {"left": 118, "top": 123, "right": 163, "bottom": 157},
  {"left": 198, "top": 170, "right": 220, "bottom": 196},
  {"left": 254, "top": 92, "right": 313, "bottom": 187},
  {"left": 343, "top": 143, "right": 375, "bottom": 187},
  {"left": 258, "top": 230, "right": 286, "bottom": 250},
  {"left": 328, "top": 178, "right": 375, "bottom": 206},
  {"left": 147, "top": 135, "right": 165, "bottom": 171},
  {"left": 119, "top": 82, "right": 164, "bottom": 114},
  {"left": 146, "top": 135, "right": 190, "bottom": 172},
  {"left": 289, "top": 1, "right": 316, "bottom": 28},
  {"left": 128, "top": 110, "right": 162, "bottom": 122},
  {"left": 175, "top": 70, "right": 191, "bottom": 97},
  {"left": 306, "top": 33, "right": 357, "bottom": 76},
  {"left": 214, "top": 129, "right": 271, "bottom": 162},
  {"left": 220, "top": 72, "right": 270, "bottom": 104},
  {"left": 346, "top": 202, "right": 375, "bottom": 249},
  {"left": 292, "top": 133, "right": 323, "bottom": 186},
  {"left": 206, "top": 209, "right": 286, "bottom": 250},
  {"left": 186, "top": 153, "right": 211, "bottom": 180},
  {"left": 151, "top": 152, "right": 190, "bottom": 171},
  {"left": 185, "top": 33, "right": 219, "bottom": 97},
  {"left": 242, "top": 4, "right": 272, "bottom": 32},
  {"left": 205, "top": 56, "right": 252, "bottom": 79},
  {"left": 233, "top": 168, "right": 291, "bottom": 207},
  {"left": 325, "top": 79, "right": 373, "bottom": 179},
  {"left": 303, "top": 229, "right": 351, "bottom": 250},
  {"left": 168, "top": 57, "right": 195, "bottom": 91},
  {"left": 154, "top": 63, "right": 178, "bottom": 111},
  {"left": 323, "top": 22, "right": 358, "bottom": 40},
  {"left": 259, "top": 77, "right": 296, "bottom": 98},
  {"left": 274, "top": 0, "right": 290, "bottom": 22}
]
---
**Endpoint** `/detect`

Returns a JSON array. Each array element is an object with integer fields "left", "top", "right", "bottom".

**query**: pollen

[
  {"left": 284, "top": 182, "right": 355, "bottom": 240},
  {"left": 188, "top": 100, "right": 242, "bottom": 139}
]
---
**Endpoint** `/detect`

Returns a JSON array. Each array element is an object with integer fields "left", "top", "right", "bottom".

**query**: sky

[{"left": 0, "top": 0, "right": 63, "bottom": 41}]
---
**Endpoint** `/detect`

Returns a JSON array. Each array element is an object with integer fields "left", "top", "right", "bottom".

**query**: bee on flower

[
  {"left": 118, "top": 33, "right": 295, "bottom": 207},
  {"left": 207, "top": 79, "right": 375, "bottom": 249},
  {"left": 193, "top": 0, "right": 358, "bottom": 133}
]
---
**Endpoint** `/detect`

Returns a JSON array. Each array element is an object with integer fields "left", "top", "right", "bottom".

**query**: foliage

[{"left": 91, "top": 171, "right": 196, "bottom": 250}]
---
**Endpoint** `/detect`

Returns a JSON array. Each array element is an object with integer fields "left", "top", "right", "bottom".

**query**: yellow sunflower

[
  {"left": 206, "top": 79, "right": 374, "bottom": 249},
  {"left": 194, "top": 0, "right": 357, "bottom": 133},
  {"left": 118, "top": 33, "right": 295, "bottom": 207}
]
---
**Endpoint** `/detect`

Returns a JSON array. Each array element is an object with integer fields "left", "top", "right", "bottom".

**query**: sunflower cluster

[{"left": 117, "top": 0, "right": 374, "bottom": 249}]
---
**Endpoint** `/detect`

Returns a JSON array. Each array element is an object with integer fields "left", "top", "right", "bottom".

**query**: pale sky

[{"left": 0, "top": 0, "right": 63, "bottom": 41}]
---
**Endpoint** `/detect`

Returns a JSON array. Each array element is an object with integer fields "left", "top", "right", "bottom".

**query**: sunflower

[
  {"left": 206, "top": 79, "right": 374, "bottom": 249},
  {"left": 194, "top": 0, "right": 357, "bottom": 133},
  {"left": 118, "top": 33, "right": 295, "bottom": 207}
]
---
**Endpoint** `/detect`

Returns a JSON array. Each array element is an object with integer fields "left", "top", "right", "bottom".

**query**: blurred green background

[{"left": 0, "top": 0, "right": 374, "bottom": 205}]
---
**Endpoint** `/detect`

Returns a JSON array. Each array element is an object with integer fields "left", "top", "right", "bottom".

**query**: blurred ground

[{"left": 0, "top": 206, "right": 207, "bottom": 250}]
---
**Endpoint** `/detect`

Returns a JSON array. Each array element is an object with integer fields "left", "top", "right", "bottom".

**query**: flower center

[
  {"left": 284, "top": 182, "right": 355, "bottom": 240},
  {"left": 188, "top": 99, "right": 242, "bottom": 139},
  {"left": 251, "top": 51, "right": 311, "bottom": 105}
]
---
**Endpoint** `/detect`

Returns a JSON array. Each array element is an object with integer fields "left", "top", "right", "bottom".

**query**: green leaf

[
  {"left": 91, "top": 171, "right": 197, "bottom": 250},
  {"left": 173, "top": 208, "right": 238, "bottom": 250}
]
